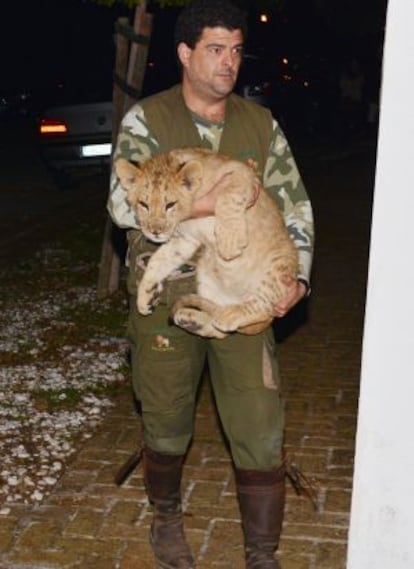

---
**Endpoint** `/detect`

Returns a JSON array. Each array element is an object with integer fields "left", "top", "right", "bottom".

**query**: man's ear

[
  {"left": 177, "top": 42, "right": 192, "bottom": 69},
  {"left": 179, "top": 160, "right": 203, "bottom": 193}
]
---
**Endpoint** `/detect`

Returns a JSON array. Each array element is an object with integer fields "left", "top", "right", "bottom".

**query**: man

[{"left": 108, "top": 1, "right": 314, "bottom": 568}]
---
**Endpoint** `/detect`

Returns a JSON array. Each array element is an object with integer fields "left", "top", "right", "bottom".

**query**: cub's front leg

[
  {"left": 137, "top": 233, "right": 199, "bottom": 315},
  {"left": 214, "top": 165, "right": 258, "bottom": 260}
]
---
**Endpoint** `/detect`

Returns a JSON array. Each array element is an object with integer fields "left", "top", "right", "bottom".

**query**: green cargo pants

[{"left": 126, "top": 230, "right": 285, "bottom": 470}]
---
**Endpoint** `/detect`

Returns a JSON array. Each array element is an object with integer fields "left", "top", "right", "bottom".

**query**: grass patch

[{"left": 0, "top": 215, "right": 131, "bottom": 407}]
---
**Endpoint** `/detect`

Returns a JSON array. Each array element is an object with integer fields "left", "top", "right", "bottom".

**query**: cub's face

[{"left": 115, "top": 154, "right": 203, "bottom": 243}]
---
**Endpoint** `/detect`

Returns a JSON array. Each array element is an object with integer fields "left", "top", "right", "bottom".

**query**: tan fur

[{"left": 115, "top": 148, "right": 299, "bottom": 338}]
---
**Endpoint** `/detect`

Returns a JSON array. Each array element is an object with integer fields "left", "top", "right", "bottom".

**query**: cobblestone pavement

[{"left": 0, "top": 138, "right": 376, "bottom": 569}]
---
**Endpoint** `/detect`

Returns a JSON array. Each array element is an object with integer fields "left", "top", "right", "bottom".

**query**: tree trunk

[{"left": 97, "top": 3, "right": 153, "bottom": 298}]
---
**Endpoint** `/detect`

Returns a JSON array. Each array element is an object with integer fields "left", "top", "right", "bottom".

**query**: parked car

[
  {"left": 36, "top": 78, "right": 114, "bottom": 186},
  {"left": 39, "top": 100, "right": 113, "bottom": 171},
  {"left": 37, "top": 54, "right": 275, "bottom": 186}
]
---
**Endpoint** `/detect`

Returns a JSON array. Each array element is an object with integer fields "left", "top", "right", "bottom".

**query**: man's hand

[
  {"left": 190, "top": 174, "right": 261, "bottom": 218},
  {"left": 273, "top": 279, "right": 308, "bottom": 318}
]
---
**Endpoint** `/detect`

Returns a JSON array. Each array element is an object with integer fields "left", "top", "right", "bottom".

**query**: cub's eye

[
  {"left": 138, "top": 201, "right": 149, "bottom": 211},
  {"left": 166, "top": 201, "right": 177, "bottom": 211}
]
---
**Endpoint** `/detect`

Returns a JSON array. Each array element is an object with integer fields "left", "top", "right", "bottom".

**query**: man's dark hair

[{"left": 174, "top": 0, "right": 248, "bottom": 49}]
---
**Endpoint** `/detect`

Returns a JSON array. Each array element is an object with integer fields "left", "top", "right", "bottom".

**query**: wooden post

[
  {"left": 124, "top": 5, "right": 152, "bottom": 114},
  {"left": 97, "top": 4, "right": 153, "bottom": 298}
]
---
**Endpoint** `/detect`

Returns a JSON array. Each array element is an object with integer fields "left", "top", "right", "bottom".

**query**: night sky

[
  {"left": 1, "top": 1, "right": 387, "bottom": 101},
  {"left": 1, "top": 1, "right": 132, "bottom": 92}
]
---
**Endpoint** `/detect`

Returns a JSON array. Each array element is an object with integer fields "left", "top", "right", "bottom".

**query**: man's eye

[
  {"left": 166, "top": 201, "right": 177, "bottom": 211},
  {"left": 138, "top": 201, "right": 149, "bottom": 210}
]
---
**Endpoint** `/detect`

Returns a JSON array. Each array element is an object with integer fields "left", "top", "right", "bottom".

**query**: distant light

[
  {"left": 282, "top": 57, "right": 289, "bottom": 65},
  {"left": 40, "top": 119, "right": 67, "bottom": 134},
  {"left": 81, "top": 143, "right": 112, "bottom": 158},
  {"left": 259, "top": 13, "right": 269, "bottom": 23}
]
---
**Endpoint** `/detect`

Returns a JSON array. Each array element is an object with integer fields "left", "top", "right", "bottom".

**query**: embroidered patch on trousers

[{"left": 151, "top": 334, "right": 175, "bottom": 352}]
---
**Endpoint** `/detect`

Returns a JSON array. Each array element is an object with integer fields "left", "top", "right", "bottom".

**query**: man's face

[{"left": 178, "top": 27, "right": 244, "bottom": 99}]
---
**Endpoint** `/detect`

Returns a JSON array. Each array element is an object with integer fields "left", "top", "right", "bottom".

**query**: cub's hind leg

[
  {"left": 211, "top": 301, "right": 273, "bottom": 335},
  {"left": 171, "top": 295, "right": 227, "bottom": 339},
  {"left": 211, "top": 269, "right": 297, "bottom": 334}
]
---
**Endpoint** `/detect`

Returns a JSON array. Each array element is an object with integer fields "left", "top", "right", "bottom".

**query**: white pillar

[{"left": 347, "top": 1, "right": 414, "bottom": 567}]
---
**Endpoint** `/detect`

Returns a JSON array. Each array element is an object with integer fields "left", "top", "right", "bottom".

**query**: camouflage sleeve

[
  {"left": 263, "top": 119, "right": 314, "bottom": 282},
  {"left": 107, "top": 103, "right": 159, "bottom": 229}
]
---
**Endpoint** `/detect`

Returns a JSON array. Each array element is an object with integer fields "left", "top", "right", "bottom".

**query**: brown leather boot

[
  {"left": 143, "top": 447, "right": 195, "bottom": 569},
  {"left": 235, "top": 465, "right": 286, "bottom": 569}
]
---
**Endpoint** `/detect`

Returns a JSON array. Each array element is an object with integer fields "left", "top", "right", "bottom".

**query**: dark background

[
  {"left": 0, "top": 1, "right": 383, "bottom": 289},
  {"left": 1, "top": 1, "right": 387, "bottom": 120}
]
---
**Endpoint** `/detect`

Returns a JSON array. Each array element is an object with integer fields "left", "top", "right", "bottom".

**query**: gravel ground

[
  {"left": 0, "top": 120, "right": 129, "bottom": 515},
  {"left": 0, "top": 243, "right": 130, "bottom": 514}
]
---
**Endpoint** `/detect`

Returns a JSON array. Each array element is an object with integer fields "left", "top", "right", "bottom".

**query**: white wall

[{"left": 347, "top": 0, "right": 414, "bottom": 567}]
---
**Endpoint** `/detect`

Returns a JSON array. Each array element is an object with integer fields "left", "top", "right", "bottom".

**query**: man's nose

[{"left": 222, "top": 50, "right": 237, "bottom": 67}]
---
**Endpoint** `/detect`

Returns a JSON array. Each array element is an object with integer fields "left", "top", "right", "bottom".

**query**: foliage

[
  {"left": 89, "top": 0, "right": 285, "bottom": 10},
  {"left": 91, "top": 0, "right": 196, "bottom": 6}
]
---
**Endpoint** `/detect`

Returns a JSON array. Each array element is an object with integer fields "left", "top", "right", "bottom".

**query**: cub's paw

[
  {"left": 173, "top": 306, "right": 227, "bottom": 339},
  {"left": 215, "top": 220, "right": 248, "bottom": 261},
  {"left": 137, "top": 282, "right": 163, "bottom": 315},
  {"left": 173, "top": 307, "right": 204, "bottom": 333},
  {"left": 212, "top": 306, "right": 244, "bottom": 333}
]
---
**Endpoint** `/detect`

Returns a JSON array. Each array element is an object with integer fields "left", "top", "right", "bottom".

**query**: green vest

[
  {"left": 140, "top": 84, "right": 273, "bottom": 178},
  {"left": 127, "top": 85, "right": 275, "bottom": 298}
]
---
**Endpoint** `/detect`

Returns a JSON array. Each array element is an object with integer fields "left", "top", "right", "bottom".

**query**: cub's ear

[
  {"left": 179, "top": 160, "right": 203, "bottom": 193},
  {"left": 114, "top": 158, "right": 141, "bottom": 192}
]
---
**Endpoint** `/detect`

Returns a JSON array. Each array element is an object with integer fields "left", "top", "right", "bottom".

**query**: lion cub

[{"left": 115, "top": 147, "right": 298, "bottom": 338}]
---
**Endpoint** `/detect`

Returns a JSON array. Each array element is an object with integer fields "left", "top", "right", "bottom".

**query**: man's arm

[
  {"left": 190, "top": 117, "right": 314, "bottom": 315},
  {"left": 191, "top": 174, "right": 260, "bottom": 218},
  {"left": 264, "top": 119, "right": 314, "bottom": 315}
]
